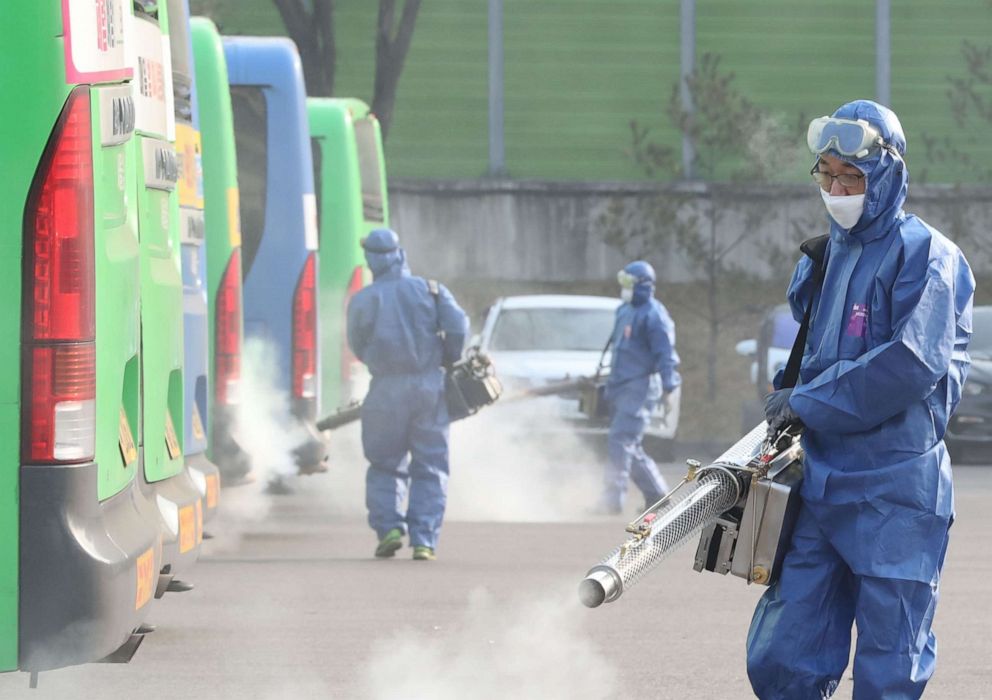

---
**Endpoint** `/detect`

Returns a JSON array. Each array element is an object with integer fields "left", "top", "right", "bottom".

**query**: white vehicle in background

[{"left": 473, "top": 295, "right": 680, "bottom": 450}]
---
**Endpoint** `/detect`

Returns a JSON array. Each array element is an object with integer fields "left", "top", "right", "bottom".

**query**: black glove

[{"left": 763, "top": 387, "right": 801, "bottom": 436}]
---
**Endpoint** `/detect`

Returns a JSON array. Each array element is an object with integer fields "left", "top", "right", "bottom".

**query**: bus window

[
  {"left": 230, "top": 85, "right": 267, "bottom": 277},
  {"left": 354, "top": 117, "right": 384, "bottom": 223}
]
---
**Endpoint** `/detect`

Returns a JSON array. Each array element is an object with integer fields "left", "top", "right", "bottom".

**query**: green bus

[
  {"left": 190, "top": 17, "right": 250, "bottom": 485},
  {"left": 307, "top": 98, "right": 389, "bottom": 409},
  {"left": 128, "top": 0, "right": 202, "bottom": 592},
  {"left": 2, "top": 0, "right": 162, "bottom": 671}
]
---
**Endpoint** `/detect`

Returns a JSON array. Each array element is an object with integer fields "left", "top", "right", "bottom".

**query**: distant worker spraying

[
  {"left": 597, "top": 261, "right": 681, "bottom": 514},
  {"left": 346, "top": 229, "right": 468, "bottom": 561}
]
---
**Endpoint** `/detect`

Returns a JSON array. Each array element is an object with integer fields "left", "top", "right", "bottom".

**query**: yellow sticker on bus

[
  {"left": 178, "top": 505, "right": 196, "bottom": 553},
  {"left": 175, "top": 123, "right": 204, "bottom": 209},
  {"left": 119, "top": 407, "right": 137, "bottom": 467},
  {"left": 227, "top": 187, "right": 242, "bottom": 247},
  {"left": 164, "top": 411, "right": 182, "bottom": 460},
  {"left": 135, "top": 547, "right": 155, "bottom": 610},
  {"left": 191, "top": 402, "right": 205, "bottom": 441},
  {"left": 206, "top": 473, "right": 219, "bottom": 509}
]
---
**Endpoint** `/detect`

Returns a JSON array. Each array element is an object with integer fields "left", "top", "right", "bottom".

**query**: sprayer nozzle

[{"left": 578, "top": 578, "right": 606, "bottom": 608}]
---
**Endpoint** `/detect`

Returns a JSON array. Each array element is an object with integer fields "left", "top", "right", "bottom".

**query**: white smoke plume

[
  {"left": 447, "top": 398, "right": 606, "bottom": 522},
  {"left": 361, "top": 587, "right": 620, "bottom": 700},
  {"left": 207, "top": 336, "right": 310, "bottom": 550},
  {"left": 314, "top": 395, "right": 619, "bottom": 524}
]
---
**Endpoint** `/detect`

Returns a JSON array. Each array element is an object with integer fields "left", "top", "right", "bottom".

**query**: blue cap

[
  {"left": 361, "top": 228, "right": 400, "bottom": 253},
  {"left": 623, "top": 260, "right": 656, "bottom": 284}
]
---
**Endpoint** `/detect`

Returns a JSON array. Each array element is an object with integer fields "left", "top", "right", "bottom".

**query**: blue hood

[
  {"left": 821, "top": 100, "right": 908, "bottom": 244},
  {"left": 631, "top": 280, "right": 654, "bottom": 307},
  {"left": 366, "top": 248, "right": 408, "bottom": 279}
]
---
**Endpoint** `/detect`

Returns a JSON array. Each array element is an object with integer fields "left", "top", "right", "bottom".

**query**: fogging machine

[
  {"left": 579, "top": 422, "right": 804, "bottom": 608},
  {"left": 316, "top": 346, "right": 503, "bottom": 431},
  {"left": 579, "top": 234, "right": 831, "bottom": 607}
]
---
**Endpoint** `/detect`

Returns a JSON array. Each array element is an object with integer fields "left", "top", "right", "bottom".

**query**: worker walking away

[
  {"left": 346, "top": 228, "right": 468, "bottom": 561},
  {"left": 597, "top": 260, "right": 681, "bottom": 515}
]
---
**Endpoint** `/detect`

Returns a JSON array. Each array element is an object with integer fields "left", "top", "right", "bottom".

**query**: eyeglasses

[{"left": 810, "top": 163, "right": 865, "bottom": 190}]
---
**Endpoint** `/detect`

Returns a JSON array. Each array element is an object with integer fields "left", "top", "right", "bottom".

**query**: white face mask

[
  {"left": 820, "top": 188, "right": 865, "bottom": 230},
  {"left": 620, "top": 287, "right": 633, "bottom": 303}
]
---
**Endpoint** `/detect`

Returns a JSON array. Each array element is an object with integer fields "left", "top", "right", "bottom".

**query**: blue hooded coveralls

[
  {"left": 602, "top": 269, "right": 681, "bottom": 511},
  {"left": 346, "top": 232, "right": 468, "bottom": 550},
  {"left": 746, "top": 101, "right": 975, "bottom": 699}
]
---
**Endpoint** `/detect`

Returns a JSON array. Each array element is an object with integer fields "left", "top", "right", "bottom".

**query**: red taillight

[
  {"left": 215, "top": 250, "right": 242, "bottom": 405},
  {"left": 22, "top": 87, "right": 96, "bottom": 463},
  {"left": 292, "top": 252, "right": 317, "bottom": 399},
  {"left": 341, "top": 265, "right": 364, "bottom": 382}
]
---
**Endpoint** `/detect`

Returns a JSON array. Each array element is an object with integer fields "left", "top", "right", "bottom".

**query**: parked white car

[{"left": 474, "top": 294, "right": 680, "bottom": 443}]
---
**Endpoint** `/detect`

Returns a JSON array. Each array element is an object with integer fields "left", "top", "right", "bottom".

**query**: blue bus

[
  {"left": 168, "top": 0, "right": 220, "bottom": 527},
  {"left": 224, "top": 37, "right": 327, "bottom": 477}
]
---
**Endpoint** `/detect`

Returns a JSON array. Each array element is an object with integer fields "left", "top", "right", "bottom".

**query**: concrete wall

[{"left": 389, "top": 179, "right": 992, "bottom": 286}]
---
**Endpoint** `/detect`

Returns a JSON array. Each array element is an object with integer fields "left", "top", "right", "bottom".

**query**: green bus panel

[
  {"left": 0, "top": 2, "right": 68, "bottom": 671},
  {"left": 93, "top": 90, "right": 142, "bottom": 501},
  {"left": 132, "top": 4, "right": 186, "bottom": 484},
  {"left": 190, "top": 16, "right": 248, "bottom": 480},
  {"left": 134, "top": 138, "right": 186, "bottom": 483},
  {"left": 192, "top": 17, "right": 242, "bottom": 403},
  {"left": 308, "top": 97, "right": 387, "bottom": 407}
]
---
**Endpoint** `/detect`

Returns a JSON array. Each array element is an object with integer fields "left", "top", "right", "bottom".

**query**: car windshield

[
  {"left": 971, "top": 307, "right": 992, "bottom": 359},
  {"left": 490, "top": 308, "right": 615, "bottom": 352}
]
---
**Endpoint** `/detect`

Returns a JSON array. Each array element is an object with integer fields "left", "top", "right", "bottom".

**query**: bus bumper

[
  {"left": 19, "top": 462, "right": 162, "bottom": 672},
  {"left": 139, "top": 467, "right": 203, "bottom": 594},
  {"left": 186, "top": 451, "right": 220, "bottom": 525}
]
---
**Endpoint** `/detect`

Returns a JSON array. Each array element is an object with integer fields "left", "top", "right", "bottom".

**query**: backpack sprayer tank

[
  {"left": 315, "top": 346, "right": 504, "bottom": 431},
  {"left": 579, "top": 422, "right": 804, "bottom": 608}
]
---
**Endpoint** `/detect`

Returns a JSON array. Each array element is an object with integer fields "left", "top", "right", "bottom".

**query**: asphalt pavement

[{"left": 0, "top": 425, "right": 990, "bottom": 699}]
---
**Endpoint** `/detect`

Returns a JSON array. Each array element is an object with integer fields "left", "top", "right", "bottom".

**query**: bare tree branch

[
  {"left": 372, "top": 0, "right": 422, "bottom": 141},
  {"left": 271, "top": 0, "right": 336, "bottom": 96}
]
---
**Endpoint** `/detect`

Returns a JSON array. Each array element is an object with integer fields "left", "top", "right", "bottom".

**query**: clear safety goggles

[
  {"left": 617, "top": 270, "right": 638, "bottom": 289},
  {"left": 807, "top": 116, "right": 887, "bottom": 160}
]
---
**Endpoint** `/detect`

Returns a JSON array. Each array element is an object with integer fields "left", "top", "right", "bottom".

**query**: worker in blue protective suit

[
  {"left": 597, "top": 260, "right": 681, "bottom": 514},
  {"left": 747, "top": 101, "right": 975, "bottom": 700},
  {"left": 346, "top": 228, "right": 468, "bottom": 561}
]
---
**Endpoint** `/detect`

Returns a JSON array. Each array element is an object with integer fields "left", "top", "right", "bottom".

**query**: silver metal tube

[
  {"left": 580, "top": 467, "right": 741, "bottom": 607},
  {"left": 579, "top": 423, "right": 769, "bottom": 608}
]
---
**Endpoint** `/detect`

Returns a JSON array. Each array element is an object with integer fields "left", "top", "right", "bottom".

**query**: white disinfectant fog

[
  {"left": 206, "top": 337, "right": 310, "bottom": 548},
  {"left": 362, "top": 587, "right": 620, "bottom": 700}
]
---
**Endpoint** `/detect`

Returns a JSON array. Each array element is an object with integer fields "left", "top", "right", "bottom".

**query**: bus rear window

[
  {"left": 354, "top": 117, "right": 384, "bottom": 223},
  {"left": 230, "top": 86, "right": 267, "bottom": 277}
]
